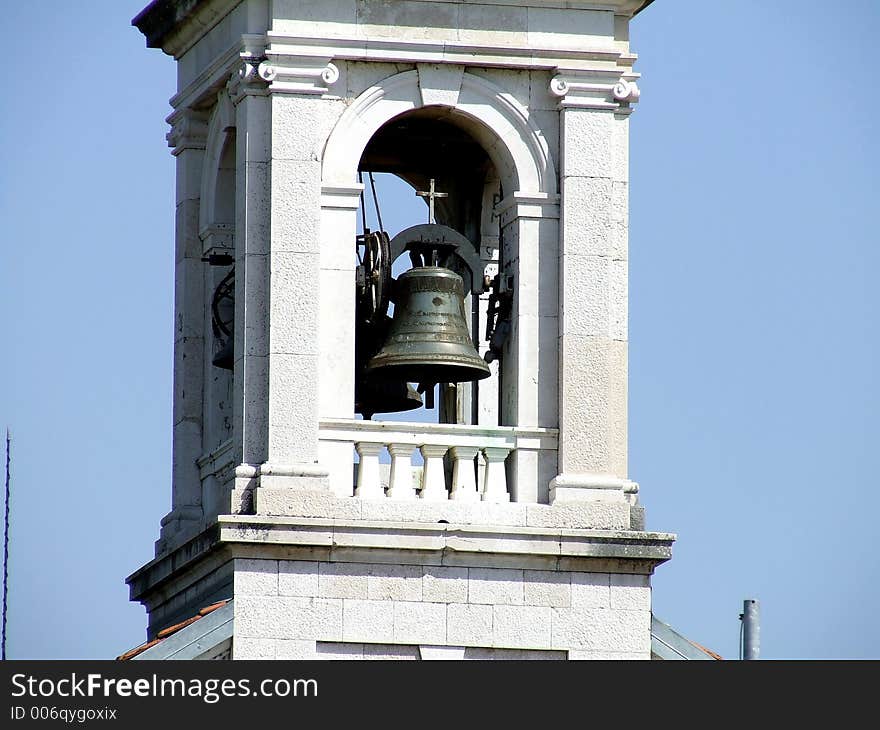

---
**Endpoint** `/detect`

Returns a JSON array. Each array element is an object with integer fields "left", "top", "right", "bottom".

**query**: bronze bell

[
  {"left": 367, "top": 266, "right": 490, "bottom": 385},
  {"left": 355, "top": 315, "right": 422, "bottom": 419}
]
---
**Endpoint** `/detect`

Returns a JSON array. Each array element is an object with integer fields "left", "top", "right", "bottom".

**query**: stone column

[
  {"left": 160, "top": 107, "right": 210, "bottom": 546},
  {"left": 550, "top": 71, "right": 639, "bottom": 503}
]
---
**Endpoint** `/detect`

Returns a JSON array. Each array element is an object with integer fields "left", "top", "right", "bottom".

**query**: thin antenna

[{"left": 2, "top": 428, "right": 10, "bottom": 660}]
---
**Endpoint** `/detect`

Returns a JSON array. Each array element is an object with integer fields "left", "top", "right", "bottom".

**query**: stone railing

[{"left": 319, "top": 419, "right": 558, "bottom": 503}]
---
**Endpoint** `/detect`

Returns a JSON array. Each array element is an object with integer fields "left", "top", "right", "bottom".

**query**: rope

[{"left": 368, "top": 171, "right": 384, "bottom": 233}]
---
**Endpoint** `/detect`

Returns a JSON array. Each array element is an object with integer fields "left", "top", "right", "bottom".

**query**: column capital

[
  {"left": 257, "top": 52, "right": 340, "bottom": 96},
  {"left": 495, "top": 192, "right": 560, "bottom": 228},
  {"left": 320, "top": 183, "right": 365, "bottom": 211},
  {"left": 227, "top": 55, "right": 270, "bottom": 106},
  {"left": 550, "top": 69, "right": 640, "bottom": 114}
]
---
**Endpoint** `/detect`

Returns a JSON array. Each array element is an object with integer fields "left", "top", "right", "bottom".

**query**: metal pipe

[{"left": 741, "top": 598, "right": 760, "bottom": 660}]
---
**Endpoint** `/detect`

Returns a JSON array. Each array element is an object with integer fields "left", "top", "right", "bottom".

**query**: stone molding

[
  {"left": 549, "top": 473, "right": 639, "bottom": 504},
  {"left": 320, "top": 184, "right": 366, "bottom": 211},
  {"left": 165, "top": 107, "right": 210, "bottom": 156},
  {"left": 133, "top": 0, "right": 241, "bottom": 57},
  {"left": 226, "top": 55, "right": 269, "bottom": 105},
  {"left": 127, "top": 514, "right": 676, "bottom": 608},
  {"left": 321, "top": 68, "right": 556, "bottom": 196},
  {"left": 267, "top": 31, "right": 633, "bottom": 72},
  {"left": 256, "top": 53, "right": 341, "bottom": 95},
  {"left": 550, "top": 68, "right": 640, "bottom": 112},
  {"left": 165, "top": 33, "right": 639, "bottom": 117},
  {"left": 134, "top": 0, "right": 655, "bottom": 57},
  {"left": 495, "top": 192, "right": 561, "bottom": 227}
]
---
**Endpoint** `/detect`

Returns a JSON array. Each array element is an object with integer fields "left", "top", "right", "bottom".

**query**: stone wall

[{"left": 233, "top": 558, "right": 651, "bottom": 659}]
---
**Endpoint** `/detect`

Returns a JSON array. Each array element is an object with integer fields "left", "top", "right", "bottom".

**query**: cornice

[
  {"left": 266, "top": 32, "right": 634, "bottom": 74},
  {"left": 127, "top": 514, "right": 676, "bottom": 602},
  {"left": 133, "top": 0, "right": 656, "bottom": 59},
  {"left": 133, "top": 0, "right": 240, "bottom": 58}
]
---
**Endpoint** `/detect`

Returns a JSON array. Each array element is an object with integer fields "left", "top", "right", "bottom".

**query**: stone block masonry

[{"left": 232, "top": 558, "right": 651, "bottom": 660}]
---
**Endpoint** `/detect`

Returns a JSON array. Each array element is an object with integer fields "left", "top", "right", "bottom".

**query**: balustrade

[{"left": 319, "top": 419, "right": 558, "bottom": 504}]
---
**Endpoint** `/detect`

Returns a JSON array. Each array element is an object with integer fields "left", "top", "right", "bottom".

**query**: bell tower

[{"left": 128, "top": 0, "right": 674, "bottom": 660}]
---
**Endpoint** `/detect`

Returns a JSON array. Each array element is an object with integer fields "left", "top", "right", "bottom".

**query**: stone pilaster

[
  {"left": 159, "top": 106, "right": 210, "bottom": 549},
  {"left": 550, "top": 69, "right": 638, "bottom": 504},
  {"left": 256, "top": 58, "right": 347, "bottom": 501},
  {"left": 228, "top": 55, "right": 273, "bottom": 511}
]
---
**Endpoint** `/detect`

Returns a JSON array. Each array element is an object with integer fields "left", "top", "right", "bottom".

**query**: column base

[{"left": 549, "top": 473, "right": 637, "bottom": 504}]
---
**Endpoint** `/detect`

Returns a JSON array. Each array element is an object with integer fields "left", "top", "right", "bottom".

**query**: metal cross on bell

[{"left": 415, "top": 178, "right": 448, "bottom": 224}]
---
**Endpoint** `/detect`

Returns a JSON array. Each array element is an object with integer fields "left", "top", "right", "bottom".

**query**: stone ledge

[
  {"left": 252, "top": 488, "right": 639, "bottom": 531},
  {"left": 128, "top": 514, "right": 674, "bottom": 609}
]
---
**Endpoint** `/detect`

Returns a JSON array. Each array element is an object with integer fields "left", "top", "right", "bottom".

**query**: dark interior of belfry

[{"left": 353, "top": 110, "right": 502, "bottom": 424}]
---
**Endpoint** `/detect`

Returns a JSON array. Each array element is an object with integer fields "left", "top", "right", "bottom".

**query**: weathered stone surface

[
  {"left": 393, "top": 601, "right": 447, "bottom": 645},
  {"left": 561, "top": 110, "right": 615, "bottom": 179},
  {"left": 342, "top": 599, "right": 394, "bottom": 643},
  {"left": 275, "top": 639, "right": 318, "bottom": 660},
  {"left": 571, "top": 573, "right": 611, "bottom": 610},
  {"left": 609, "top": 573, "right": 651, "bottom": 611},
  {"left": 447, "top": 603, "right": 493, "bottom": 646},
  {"left": 468, "top": 567, "right": 524, "bottom": 606},
  {"left": 319, "top": 562, "right": 371, "bottom": 599},
  {"left": 278, "top": 561, "right": 320, "bottom": 597},
  {"left": 233, "top": 637, "right": 275, "bottom": 660},
  {"left": 526, "top": 501, "right": 630, "bottom": 529},
  {"left": 493, "top": 605, "right": 552, "bottom": 649},
  {"left": 234, "top": 558, "right": 278, "bottom": 596},
  {"left": 551, "top": 606, "right": 649, "bottom": 653},
  {"left": 524, "top": 570, "right": 571, "bottom": 608},
  {"left": 422, "top": 566, "right": 468, "bottom": 603},
  {"left": 368, "top": 564, "right": 423, "bottom": 601}
]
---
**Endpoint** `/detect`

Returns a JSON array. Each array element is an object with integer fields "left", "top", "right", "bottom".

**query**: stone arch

[
  {"left": 199, "top": 90, "right": 236, "bottom": 231},
  {"left": 318, "top": 66, "right": 560, "bottom": 498},
  {"left": 321, "top": 69, "right": 556, "bottom": 197}
]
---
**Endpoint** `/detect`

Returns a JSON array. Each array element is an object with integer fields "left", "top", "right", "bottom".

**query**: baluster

[
  {"left": 355, "top": 442, "right": 384, "bottom": 499},
  {"left": 419, "top": 444, "right": 449, "bottom": 501},
  {"left": 481, "top": 447, "right": 511, "bottom": 503},
  {"left": 449, "top": 446, "right": 480, "bottom": 502},
  {"left": 386, "top": 443, "right": 416, "bottom": 500}
]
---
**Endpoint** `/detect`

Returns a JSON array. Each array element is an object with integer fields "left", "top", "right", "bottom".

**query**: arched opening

[
  {"left": 353, "top": 108, "right": 506, "bottom": 428},
  {"left": 198, "top": 110, "right": 237, "bottom": 520},
  {"left": 319, "top": 68, "right": 559, "bottom": 502},
  {"left": 203, "top": 130, "right": 236, "bottom": 452}
]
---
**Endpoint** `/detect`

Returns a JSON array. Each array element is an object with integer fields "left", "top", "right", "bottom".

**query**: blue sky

[{"left": 0, "top": 0, "right": 877, "bottom": 660}]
